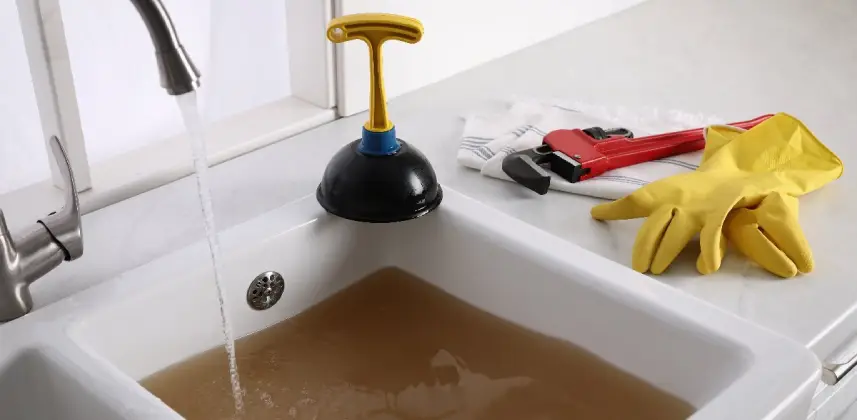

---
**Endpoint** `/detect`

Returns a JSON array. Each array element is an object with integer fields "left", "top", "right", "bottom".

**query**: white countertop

[{"left": 30, "top": 0, "right": 857, "bottom": 364}]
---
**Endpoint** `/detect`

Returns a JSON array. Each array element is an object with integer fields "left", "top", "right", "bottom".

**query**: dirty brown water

[{"left": 141, "top": 267, "right": 694, "bottom": 419}]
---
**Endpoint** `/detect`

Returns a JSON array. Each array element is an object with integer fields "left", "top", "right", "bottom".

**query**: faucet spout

[{"left": 129, "top": 0, "right": 201, "bottom": 95}]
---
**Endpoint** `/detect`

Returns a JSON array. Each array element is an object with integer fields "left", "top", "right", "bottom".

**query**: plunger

[{"left": 316, "top": 13, "right": 442, "bottom": 223}]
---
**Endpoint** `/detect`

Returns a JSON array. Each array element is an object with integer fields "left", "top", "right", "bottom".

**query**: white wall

[
  {"left": 0, "top": 0, "right": 292, "bottom": 195},
  {"left": 0, "top": 1, "right": 49, "bottom": 195},
  {"left": 335, "top": 0, "right": 646, "bottom": 116}
]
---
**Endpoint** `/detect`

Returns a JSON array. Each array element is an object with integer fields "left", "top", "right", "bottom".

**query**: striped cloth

[{"left": 457, "top": 99, "right": 724, "bottom": 200}]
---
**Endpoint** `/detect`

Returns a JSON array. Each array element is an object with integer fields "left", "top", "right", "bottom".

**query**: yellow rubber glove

[
  {"left": 724, "top": 192, "right": 812, "bottom": 277},
  {"left": 591, "top": 113, "right": 843, "bottom": 275},
  {"left": 703, "top": 125, "right": 815, "bottom": 277}
]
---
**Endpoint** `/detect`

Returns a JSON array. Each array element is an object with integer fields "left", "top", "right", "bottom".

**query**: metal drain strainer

[{"left": 246, "top": 271, "right": 285, "bottom": 310}]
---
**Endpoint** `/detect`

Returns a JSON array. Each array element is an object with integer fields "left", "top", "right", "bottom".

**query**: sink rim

[{"left": 0, "top": 188, "right": 820, "bottom": 419}]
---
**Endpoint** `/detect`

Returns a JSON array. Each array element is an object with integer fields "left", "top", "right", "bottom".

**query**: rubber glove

[
  {"left": 591, "top": 113, "right": 843, "bottom": 275},
  {"left": 724, "top": 192, "right": 812, "bottom": 277},
  {"left": 703, "top": 125, "right": 815, "bottom": 277}
]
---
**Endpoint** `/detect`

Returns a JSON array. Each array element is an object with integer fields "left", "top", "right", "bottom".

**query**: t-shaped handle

[{"left": 327, "top": 13, "right": 423, "bottom": 133}]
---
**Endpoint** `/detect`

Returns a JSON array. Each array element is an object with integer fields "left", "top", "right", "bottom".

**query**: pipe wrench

[{"left": 501, "top": 114, "right": 773, "bottom": 195}]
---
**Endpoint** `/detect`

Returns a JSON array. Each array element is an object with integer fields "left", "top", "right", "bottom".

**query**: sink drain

[{"left": 246, "top": 271, "right": 285, "bottom": 310}]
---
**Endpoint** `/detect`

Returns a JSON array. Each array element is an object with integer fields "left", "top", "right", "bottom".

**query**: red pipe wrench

[{"left": 501, "top": 114, "right": 773, "bottom": 195}]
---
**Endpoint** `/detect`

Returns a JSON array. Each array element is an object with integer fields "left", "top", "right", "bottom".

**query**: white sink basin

[
  {"left": 0, "top": 347, "right": 130, "bottom": 419},
  {"left": 1, "top": 189, "right": 819, "bottom": 419}
]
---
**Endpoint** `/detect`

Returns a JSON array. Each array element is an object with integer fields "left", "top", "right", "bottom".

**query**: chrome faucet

[
  {"left": 0, "top": 0, "right": 200, "bottom": 322},
  {"left": 130, "top": 0, "right": 201, "bottom": 95}
]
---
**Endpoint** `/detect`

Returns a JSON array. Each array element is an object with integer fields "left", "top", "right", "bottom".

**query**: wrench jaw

[
  {"left": 502, "top": 151, "right": 552, "bottom": 195},
  {"left": 502, "top": 145, "right": 586, "bottom": 195},
  {"left": 548, "top": 151, "right": 587, "bottom": 183}
]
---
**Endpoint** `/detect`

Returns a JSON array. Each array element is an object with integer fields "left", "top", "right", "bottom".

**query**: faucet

[
  {"left": 130, "top": 0, "right": 200, "bottom": 95},
  {"left": 0, "top": 0, "right": 200, "bottom": 322}
]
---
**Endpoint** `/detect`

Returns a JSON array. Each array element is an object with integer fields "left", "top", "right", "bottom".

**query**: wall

[
  {"left": 0, "top": 0, "right": 292, "bottom": 195},
  {"left": 335, "top": 0, "right": 647, "bottom": 116}
]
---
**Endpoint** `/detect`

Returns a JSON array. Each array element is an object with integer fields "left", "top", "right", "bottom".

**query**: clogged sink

[{"left": 1, "top": 189, "right": 819, "bottom": 419}]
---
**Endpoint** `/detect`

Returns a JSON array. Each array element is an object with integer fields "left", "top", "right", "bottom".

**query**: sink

[{"left": 1, "top": 189, "right": 819, "bottom": 419}]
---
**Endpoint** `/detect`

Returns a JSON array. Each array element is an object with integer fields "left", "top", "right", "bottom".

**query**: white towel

[{"left": 457, "top": 100, "right": 725, "bottom": 200}]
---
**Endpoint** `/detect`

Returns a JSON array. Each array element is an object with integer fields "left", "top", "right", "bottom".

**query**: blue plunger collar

[{"left": 359, "top": 126, "right": 400, "bottom": 155}]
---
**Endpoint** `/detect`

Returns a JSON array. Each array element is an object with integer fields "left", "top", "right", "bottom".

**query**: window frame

[{"left": 3, "top": 0, "right": 336, "bottom": 222}]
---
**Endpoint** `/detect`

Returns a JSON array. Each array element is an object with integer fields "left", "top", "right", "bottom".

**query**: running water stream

[{"left": 175, "top": 92, "right": 244, "bottom": 414}]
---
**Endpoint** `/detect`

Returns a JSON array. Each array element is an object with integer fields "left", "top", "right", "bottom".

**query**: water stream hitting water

[{"left": 176, "top": 92, "right": 244, "bottom": 414}]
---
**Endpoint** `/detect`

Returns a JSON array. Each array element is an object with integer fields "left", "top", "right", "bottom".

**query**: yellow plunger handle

[{"left": 327, "top": 13, "right": 423, "bottom": 133}]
